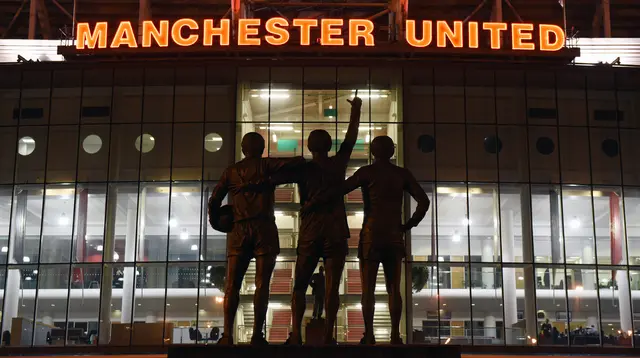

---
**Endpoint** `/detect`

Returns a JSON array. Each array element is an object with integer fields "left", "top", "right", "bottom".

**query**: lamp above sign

[{"left": 75, "top": 18, "right": 566, "bottom": 52}]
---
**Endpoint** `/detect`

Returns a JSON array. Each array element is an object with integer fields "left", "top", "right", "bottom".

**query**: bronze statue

[
  {"left": 243, "top": 95, "right": 362, "bottom": 345},
  {"left": 208, "top": 132, "right": 304, "bottom": 345},
  {"left": 302, "top": 135, "right": 430, "bottom": 345}
]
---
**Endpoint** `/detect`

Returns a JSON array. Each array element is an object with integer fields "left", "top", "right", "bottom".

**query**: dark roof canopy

[{"left": 1, "top": 0, "right": 639, "bottom": 40}]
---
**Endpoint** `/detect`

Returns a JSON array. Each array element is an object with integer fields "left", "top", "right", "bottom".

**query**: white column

[
  {"left": 484, "top": 315, "right": 496, "bottom": 339},
  {"left": 616, "top": 270, "right": 632, "bottom": 332},
  {"left": 482, "top": 239, "right": 494, "bottom": 289},
  {"left": 146, "top": 312, "right": 157, "bottom": 323},
  {"left": 2, "top": 267, "right": 20, "bottom": 334},
  {"left": 581, "top": 241, "right": 595, "bottom": 290},
  {"left": 98, "top": 187, "right": 117, "bottom": 345},
  {"left": 2, "top": 192, "right": 26, "bottom": 335},
  {"left": 520, "top": 187, "right": 538, "bottom": 343},
  {"left": 502, "top": 210, "right": 518, "bottom": 344},
  {"left": 121, "top": 201, "right": 137, "bottom": 323},
  {"left": 587, "top": 316, "right": 598, "bottom": 329}
]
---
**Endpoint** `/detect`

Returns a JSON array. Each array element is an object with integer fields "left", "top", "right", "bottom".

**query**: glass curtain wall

[
  {"left": 404, "top": 66, "right": 640, "bottom": 347},
  {"left": 0, "top": 63, "right": 639, "bottom": 347}
]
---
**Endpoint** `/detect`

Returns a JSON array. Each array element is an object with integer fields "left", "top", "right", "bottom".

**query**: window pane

[
  {"left": 40, "top": 185, "right": 75, "bottom": 263},
  {"left": 597, "top": 267, "right": 632, "bottom": 346},
  {"left": 10, "top": 185, "right": 44, "bottom": 264},
  {"left": 535, "top": 265, "right": 568, "bottom": 346},
  {"left": 73, "top": 185, "right": 106, "bottom": 263},
  {"left": 34, "top": 265, "right": 70, "bottom": 346},
  {"left": 168, "top": 183, "right": 202, "bottom": 261},
  {"left": 197, "top": 262, "right": 225, "bottom": 343},
  {"left": 139, "top": 184, "right": 169, "bottom": 262}
]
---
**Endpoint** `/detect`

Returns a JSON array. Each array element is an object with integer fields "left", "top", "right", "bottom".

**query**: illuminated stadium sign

[{"left": 75, "top": 18, "right": 566, "bottom": 52}]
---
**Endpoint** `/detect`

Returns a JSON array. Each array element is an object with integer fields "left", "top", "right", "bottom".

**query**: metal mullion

[
  {"left": 612, "top": 71, "right": 635, "bottom": 346},
  {"left": 582, "top": 73, "right": 605, "bottom": 347},
  {"left": 161, "top": 67, "right": 177, "bottom": 346},
  {"left": 553, "top": 71, "right": 572, "bottom": 347},
  {"left": 30, "top": 70, "right": 55, "bottom": 347},
  {"left": 493, "top": 70, "right": 507, "bottom": 346},
  {"left": 0, "top": 69, "right": 23, "bottom": 336},
  {"left": 431, "top": 67, "right": 441, "bottom": 344},
  {"left": 462, "top": 69, "right": 474, "bottom": 345},
  {"left": 63, "top": 68, "right": 86, "bottom": 345},
  {"left": 195, "top": 64, "right": 210, "bottom": 343},
  {"left": 95, "top": 67, "right": 117, "bottom": 347},
  {"left": 523, "top": 70, "right": 539, "bottom": 345},
  {"left": 128, "top": 67, "right": 147, "bottom": 347}
]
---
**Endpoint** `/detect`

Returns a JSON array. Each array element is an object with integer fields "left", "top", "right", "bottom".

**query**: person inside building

[
  {"left": 310, "top": 266, "right": 326, "bottom": 319},
  {"left": 208, "top": 132, "right": 305, "bottom": 345},
  {"left": 300, "top": 135, "right": 430, "bottom": 344}
]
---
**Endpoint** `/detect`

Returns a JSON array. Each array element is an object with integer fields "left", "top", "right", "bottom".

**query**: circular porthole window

[
  {"left": 135, "top": 134, "right": 155, "bottom": 153},
  {"left": 82, "top": 135, "right": 102, "bottom": 154},
  {"left": 601, "top": 139, "right": 619, "bottom": 157},
  {"left": 417, "top": 134, "right": 435, "bottom": 153},
  {"left": 536, "top": 137, "right": 555, "bottom": 155},
  {"left": 204, "top": 133, "right": 223, "bottom": 153},
  {"left": 483, "top": 136, "right": 503, "bottom": 154},
  {"left": 17, "top": 136, "right": 36, "bottom": 156}
]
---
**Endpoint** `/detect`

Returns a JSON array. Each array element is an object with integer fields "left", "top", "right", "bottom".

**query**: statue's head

[
  {"left": 241, "top": 132, "right": 265, "bottom": 158},
  {"left": 371, "top": 135, "right": 395, "bottom": 160},
  {"left": 307, "top": 129, "right": 332, "bottom": 154}
]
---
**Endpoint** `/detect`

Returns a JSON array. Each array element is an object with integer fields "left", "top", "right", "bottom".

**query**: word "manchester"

[{"left": 76, "top": 18, "right": 566, "bottom": 52}]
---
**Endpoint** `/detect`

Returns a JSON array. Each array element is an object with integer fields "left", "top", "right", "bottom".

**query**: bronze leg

[
  {"left": 382, "top": 258, "right": 403, "bottom": 343},
  {"left": 290, "top": 255, "right": 319, "bottom": 342},
  {"left": 253, "top": 255, "right": 277, "bottom": 339},
  {"left": 360, "top": 259, "right": 379, "bottom": 343},
  {"left": 323, "top": 256, "right": 345, "bottom": 343},
  {"left": 223, "top": 255, "right": 252, "bottom": 342}
]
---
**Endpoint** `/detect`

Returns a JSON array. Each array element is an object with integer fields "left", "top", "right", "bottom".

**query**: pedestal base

[
  {"left": 169, "top": 344, "right": 461, "bottom": 358},
  {"left": 305, "top": 318, "right": 325, "bottom": 346}
]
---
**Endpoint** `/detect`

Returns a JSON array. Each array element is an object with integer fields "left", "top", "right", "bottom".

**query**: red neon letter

[
  {"left": 292, "top": 19, "right": 318, "bottom": 46},
  {"left": 142, "top": 21, "right": 169, "bottom": 47},
  {"left": 265, "top": 17, "right": 290, "bottom": 46},
  {"left": 437, "top": 21, "right": 463, "bottom": 48},
  {"left": 238, "top": 19, "right": 261, "bottom": 46},
  {"left": 321, "top": 19, "right": 343, "bottom": 46},
  {"left": 539, "top": 24, "right": 565, "bottom": 51},
  {"left": 76, "top": 22, "right": 107, "bottom": 49},
  {"left": 482, "top": 22, "right": 507, "bottom": 49},
  {"left": 468, "top": 22, "right": 479, "bottom": 48},
  {"left": 405, "top": 20, "right": 432, "bottom": 47},
  {"left": 111, "top": 21, "right": 137, "bottom": 48},
  {"left": 512, "top": 23, "right": 535, "bottom": 50},
  {"left": 349, "top": 19, "right": 374, "bottom": 46},
  {"left": 171, "top": 18, "right": 199, "bottom": 46},
  {"left": 203, "top": 19, "right": 230, "bottom": 46}
]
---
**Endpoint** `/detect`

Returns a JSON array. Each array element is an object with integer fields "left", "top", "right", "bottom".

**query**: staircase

[
  {"left": 348, "top": 229, "right": 359, "bottom": 249},
  {"left": 345, "top": 307, "right": 392, "bottom": 343},
  {"left": 240, "top": 304, "right": 255, "bottom": 342},
  {"left": 242, "top": 261, "right": 256, "bottom": 294},
  {"left": 269, "top": 309, "right": 291, "bottom": 342},
  {"left": 270, "top": 267, "right": 293, "bottom": 294},
  {"left": 346, "top": 310, "right": 365, "bottom": 342}
]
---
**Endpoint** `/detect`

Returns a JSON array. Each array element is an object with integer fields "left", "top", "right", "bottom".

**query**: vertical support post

[
  {"left": 603, "top": 0, "right": 611, "bottom": 37},
  {"left": 520, "top": 186, "right": 538, "bottom": 343},
  {"left": 138, "top": 0, "right": 152, "bottom": 42},
  {"left": 28, "top": 0, "right": 37, "bottom": 39},
  {"left": 98, "top": 185, "right": 117, "bottom": 345}
]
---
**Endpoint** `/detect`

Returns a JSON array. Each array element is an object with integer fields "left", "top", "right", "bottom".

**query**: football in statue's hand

[{"left": 212, "top": 204, "right": 234, "bottom": 233}]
